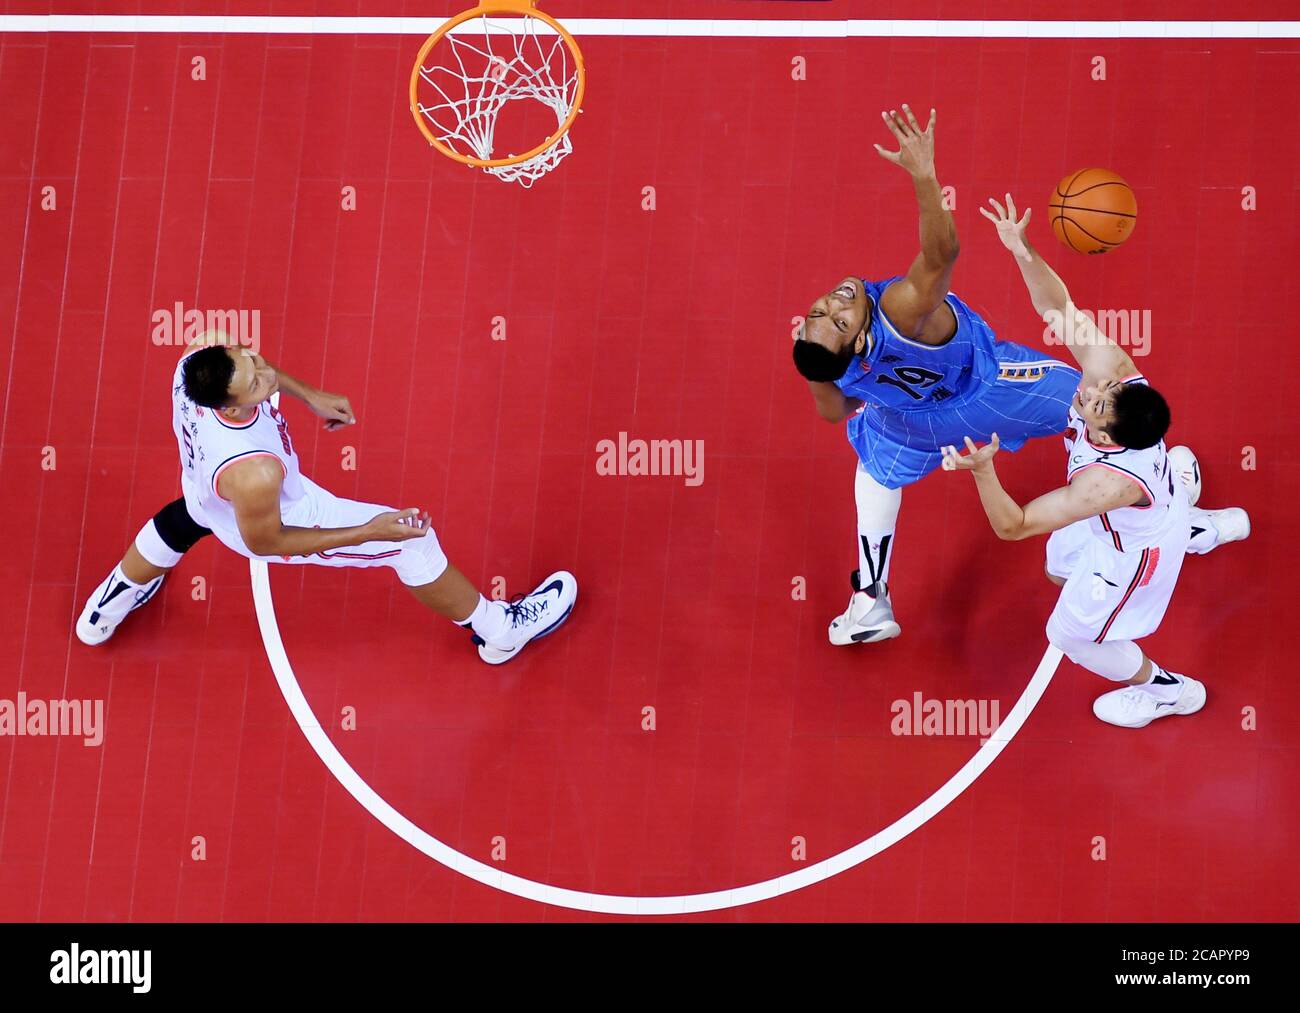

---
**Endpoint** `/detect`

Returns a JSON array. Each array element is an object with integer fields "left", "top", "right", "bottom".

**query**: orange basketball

[{"left": 1049, "top": 168, "right": 1138, "bottom": 254}]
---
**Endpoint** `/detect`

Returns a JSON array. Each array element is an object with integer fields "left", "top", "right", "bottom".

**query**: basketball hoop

[{"left": 409, "top": 1, "right": 586, "bottom": 187}]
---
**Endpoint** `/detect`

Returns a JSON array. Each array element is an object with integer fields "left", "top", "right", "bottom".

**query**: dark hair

[
  {"left": 181, "top": 346, "right": 236, "bottom": 408},
  {"left": 792, "top": 339, "right": 853, "bottom": 382},
  {"left": 1106, "top": 382, "right": 1170, "bottom": 450}
]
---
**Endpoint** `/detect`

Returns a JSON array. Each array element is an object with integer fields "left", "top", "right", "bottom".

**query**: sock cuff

[{"left": 456, "top": 595, "right": 487, "bottom": 627}]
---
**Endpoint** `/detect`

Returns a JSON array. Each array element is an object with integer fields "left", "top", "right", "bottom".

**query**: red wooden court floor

[{"left": 1, "top": 2, "right": 1297, "bottom": 921}]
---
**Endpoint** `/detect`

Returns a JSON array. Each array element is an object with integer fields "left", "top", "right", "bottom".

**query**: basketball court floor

[{"left": 1, "top": 1, "right": 1297, "bottom": 921}]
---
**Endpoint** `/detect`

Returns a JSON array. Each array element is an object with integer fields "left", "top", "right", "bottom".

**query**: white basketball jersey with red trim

[
  {"left": 171, "top": 349, "right": 305, "bottom": 538},
  {"left": 1062, "top": 376, "right": 1183, "bottom": 552}
]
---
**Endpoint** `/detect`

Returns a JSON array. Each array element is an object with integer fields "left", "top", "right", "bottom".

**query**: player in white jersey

[
  {"left": 940, "top": 196, "right": 1249, "bottom": 728},
  {"left": 76, "top": 332, "right": 577, "bottom": 665}
]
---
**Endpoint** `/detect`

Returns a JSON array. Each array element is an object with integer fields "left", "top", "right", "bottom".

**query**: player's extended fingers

[
  {"left": 1005, "top": 193, "right": 1017, "bottom": 220},
  {"left": 963, "top": 435, "right": 980, "bottom": 454},
  {"left": 902, "top": 103, "right": 923, "bottom": 134},
  {"left": 978, "top": 206, "right": 999, "bottom": 224},
  {"left": 987, "top": 196, "right": 1007, "bottom": 220},
  {"left": 990, "top": 433, "right": 1001, "bottom": 451},
  {"left": 925, "top": 107, "right": 936, "bottom": 135},
  {"left": 1019, "top": 206, "right": 1032, "bottom": 229},
  {"left": 873, "top": 143, "right": 901, "bottom": 164},
  {"left": 881, "top": 110, "right": 905, "bottom": 140}
]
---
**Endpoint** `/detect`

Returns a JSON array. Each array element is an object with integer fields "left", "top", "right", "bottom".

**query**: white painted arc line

[
  {"left": 2, "top": 15, "right": 1300, "bottom": 38},
  {"left": 250, "top": 554, "right": 1063, "bottom": 915}
]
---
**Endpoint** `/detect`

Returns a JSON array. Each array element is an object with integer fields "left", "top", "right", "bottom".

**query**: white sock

[
  {"left": 855, "top": 463, "right": 902, "bottom": 592},
  {"left": 460, "top": 595, "right": 509, "bottom": 643},
  {"left": 84, "top": 565, "right": 160, "bottom": 621},
  {"left": 1137, "top": 664, "right": 1185, "bottom": 702}
]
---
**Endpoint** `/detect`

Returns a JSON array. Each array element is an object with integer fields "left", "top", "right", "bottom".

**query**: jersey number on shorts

[{"left": 875, "top": 365, "right": 944, "bottom": 401}]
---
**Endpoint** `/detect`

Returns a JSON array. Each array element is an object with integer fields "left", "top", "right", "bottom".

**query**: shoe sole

[
  {"left": 829, "top": 620, "right": 901, "bottom": 646},
  {"left": 477, "top": 598, "right": 576, "bottom": 666},
  {"left": 1168, "top": 445, "right": 1201, "bottom": 506}
]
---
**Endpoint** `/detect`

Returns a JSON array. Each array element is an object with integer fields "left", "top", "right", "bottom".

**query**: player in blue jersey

[{"left": 792, "top": 104, "right": 1081, "bottom": 646}]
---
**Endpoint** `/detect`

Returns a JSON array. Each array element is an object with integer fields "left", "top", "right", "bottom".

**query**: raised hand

[
  {"left": 941, "top": 434, "right": 1002, "bottom": 473},
  {"left": 307, "top": 389, "right": 357, "bottom": 431},
  {"left": 979, "top": 194, "right": 1033, "bottom": 264},
  {"left": 874, "top": 104, "right": 937, "bottom": 179}
]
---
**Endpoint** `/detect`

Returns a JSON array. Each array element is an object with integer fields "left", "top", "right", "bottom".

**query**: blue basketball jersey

[{"left": 833, "top": 277, "right": 1001, "bottom": 412}]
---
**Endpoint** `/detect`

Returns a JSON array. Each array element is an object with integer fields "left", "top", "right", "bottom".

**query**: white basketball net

[{"left": 414, "top": 14, "right": 579, "bottom": 187}]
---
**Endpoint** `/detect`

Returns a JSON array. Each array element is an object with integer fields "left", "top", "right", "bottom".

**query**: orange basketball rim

[{"left": 409, "top": 0, "right": 586, "bottom": 180}]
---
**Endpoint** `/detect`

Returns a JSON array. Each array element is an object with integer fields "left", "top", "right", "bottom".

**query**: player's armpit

[
  {"left": 1016, "top": 467, "right": 1145, "bottom": 540},
  {"left": 220, "top": 456, "right": 288, "bottom": 556}
]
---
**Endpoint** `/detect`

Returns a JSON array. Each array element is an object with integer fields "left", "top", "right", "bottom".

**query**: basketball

[{"left": 1049, "top": 168, "right": 1138, "bottom": 254}]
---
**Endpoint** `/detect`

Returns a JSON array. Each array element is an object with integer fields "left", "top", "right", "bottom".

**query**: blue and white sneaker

[
  {"left": 76, "top": 568, "right": 164, "bottom": 646},
  {"left": 472, "top": 570, "right": 577, "bottom": 665}
]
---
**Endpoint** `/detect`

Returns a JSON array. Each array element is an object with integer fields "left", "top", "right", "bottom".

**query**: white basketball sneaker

[
  {"left": 828, "top": 574, "right": 900, "bottom": 646},
  {"left": 473, "top": 570, "right": 578, "bottom": 665},
  {"left": 76, "top": 568, "right": 164, "bottom": 646},
  {"left": 1187, "top": 506, "right": 1251, "bottom": 555},
  {"left": 1167, "top": 445, "right": 1201, "bottom": 505},
  {"left": 1092, "top": 675, "right": 1206, "bottom": 728}
]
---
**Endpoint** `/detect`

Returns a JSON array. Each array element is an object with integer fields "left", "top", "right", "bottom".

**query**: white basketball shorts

[
  {"left": 188, "top": 474, "right": 448, "bottom": 587},
  {"left": 1044, "top": 494, "right": 1190, "bottom": 644}
]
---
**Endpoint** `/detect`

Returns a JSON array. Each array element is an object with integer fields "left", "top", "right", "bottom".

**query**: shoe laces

[
  {"left": 1119, "top": 687, "right": 1155, "bottom": 712},
  {"left": 505, "top": 593, "right": 548, "bottom": 627}
]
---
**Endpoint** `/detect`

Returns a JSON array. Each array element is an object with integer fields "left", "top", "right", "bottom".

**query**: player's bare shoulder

[
  {"left": 1066, "top": 460, "right": 1147, "bottom": 512},
  {"left": 216, "top": 453, "right": 285, "bottom": 505}
]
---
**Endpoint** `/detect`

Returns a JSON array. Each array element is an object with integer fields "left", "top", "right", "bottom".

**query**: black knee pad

[{"left": 152, "top": 497, "right": 212, "bottom": 554}]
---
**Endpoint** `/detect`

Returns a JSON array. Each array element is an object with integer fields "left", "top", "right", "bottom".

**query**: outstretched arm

[
  {"left": 874, "top": 105, "right": 960, "bottom": 340},
  {"left": 940, "top": 434, "right": 1143, "bottom": 540},
  {"left": 981, "top": 195, "right": 1137, "bottom": 383}
]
